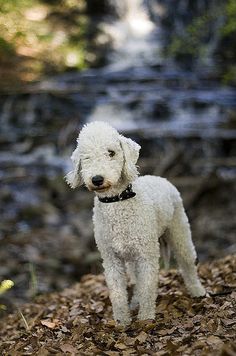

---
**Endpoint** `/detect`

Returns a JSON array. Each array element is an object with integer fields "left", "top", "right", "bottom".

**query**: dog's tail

[{"left": 160, "top": 235, "right": 171, "bottom": 270}]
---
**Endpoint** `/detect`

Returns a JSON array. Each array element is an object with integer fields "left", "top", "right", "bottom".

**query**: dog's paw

[
  {"left": 137, "top": 310, "right": 156, "bottom": 321},
  {"left": 116, "top": 315, "right": 131, "bottom": 327},
  {"left": 112, "top": 301, "right": 132, "bottom": 326},
  {"left": 189, "top": 283, "right": 206, "bottom": 297}
]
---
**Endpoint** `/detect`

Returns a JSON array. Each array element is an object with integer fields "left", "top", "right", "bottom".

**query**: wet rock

[
  {"left": 226, "top": 109, "right": 236, "bottom": 129},
  {"left": 18, "top": 205, "right": 45, "bottom": 226},
  {"left": 152, "top": 99, "right": 171, "bottom": 119},
  {"left": 0, "top": 187, "right": 13, "bottom": 203},
  {"left": 70, "top": 211, "right": 93, "bottom": 242},
  {"left": 41, "top": 203, "right": 61, "bottom": 226},
  {"left": 184, "top": 98, "right": 213, "bottom": 110}
]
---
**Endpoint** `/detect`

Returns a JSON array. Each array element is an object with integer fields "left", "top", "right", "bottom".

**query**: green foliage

[
  {"left": 165, "top": 1, "right": 236, "bottom": 85},
  {"left": 223, "top": 0, "right": 236, "bottom": 35},
  {"left": 222, "top": 65, "right": 236, "bottom": 86},
  {"left": 0, "top": 280, "right": 14, "bottom": 295},
  {"left": 219, "top": 0, "right": 236, "bottom": 85},
  {"left": 0, "top": 0, "right": 88, "bottom": 84},
  {"left": 0, "top": 0, "right": 32, "bottom": 12},
  {"left": 0, "top": 280, "right": 14, "bottom": 310},
  {"left": 166, "top": 7, "right": 223, "bottom": 63},
  {"left": 0, "top": 37, "right": 15, "bottom": 54}
]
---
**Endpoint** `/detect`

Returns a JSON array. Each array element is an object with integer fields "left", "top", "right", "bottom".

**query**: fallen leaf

[
  {"left": 221, "top": 318, "right": 236, "bottom": 326},
  {"left": 115, "top": 342, "right": 127, "bottom": 350},
  {"left": 0, "top": 255, "right": 236, "bottom": 356},
  {"left": 60, "top": 343, "right": 78, "bottom": 354},
  {"left": 135, "top": 331, "right": 148, "bottom": 343},
  {"left": 158, "top": 326, "right": 177, "bottom": 336},
  {"left": 61, "top": 325, "right": 70, "bottom": 333},
  {"left": 207, "top": 335, "right": 223, "bottom": 345},
  {"left": 40, "top": 320, "right": 56, "bottom": 329}
]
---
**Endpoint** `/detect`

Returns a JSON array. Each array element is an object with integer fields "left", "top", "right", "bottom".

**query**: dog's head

[{"left": 65, "top": 121, "right": 140, "bottom": 194}]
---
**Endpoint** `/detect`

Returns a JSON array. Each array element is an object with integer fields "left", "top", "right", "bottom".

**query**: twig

[
  {"left": 209, "top": 289, "right": 236, "bottom": 297},
  {"left": 28, "top": 263, "right": 38, "bottom": 298},
  {"left": 17, "top": 308, "right": 30, "bottom": 331}
]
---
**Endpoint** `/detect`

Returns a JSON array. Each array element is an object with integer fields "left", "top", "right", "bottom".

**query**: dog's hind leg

[
  {"left": 126, "top": 262, "right": 139, "bottom": 311},
  {"left": 136, "top": 256, "right": 159, "bottom": 320},
  {"left": 168, "top": 203, "right": 206, "bottom": 297},
  {"left": 126, "top": 262, "right": 136, "bottom": 285}
]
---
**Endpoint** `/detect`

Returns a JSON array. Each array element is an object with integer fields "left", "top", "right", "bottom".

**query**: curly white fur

[{"left": 66, "top": 121, "right": 205, "bottom": 326}]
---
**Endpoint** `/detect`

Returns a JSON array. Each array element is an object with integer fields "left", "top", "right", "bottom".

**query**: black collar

[{"left": 98, "top": 184, "right": 136, "bottom": 203}]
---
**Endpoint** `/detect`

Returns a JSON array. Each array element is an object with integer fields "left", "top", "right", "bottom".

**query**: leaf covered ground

[{"left": 0, "top": 255, "right": 235, "bottom": 356}]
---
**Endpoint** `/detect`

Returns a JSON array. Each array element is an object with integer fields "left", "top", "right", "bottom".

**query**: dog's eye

[{"left": 108, "top": 150, "right": 115, "bottom": 157}]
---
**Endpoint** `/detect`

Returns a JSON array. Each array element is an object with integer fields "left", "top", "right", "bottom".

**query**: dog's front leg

[
  {"left": 136, "top": 257, "right": 159, "bottom": 321},
  {"left": 103, "top": 256, "right": 131, "bottom": 326}
]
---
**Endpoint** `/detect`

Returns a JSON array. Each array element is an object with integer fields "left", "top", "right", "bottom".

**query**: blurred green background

[{"left": 0, "top": 0, "right": 236, "bottom": 87}]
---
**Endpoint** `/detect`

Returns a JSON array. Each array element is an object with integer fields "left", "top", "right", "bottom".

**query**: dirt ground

[{"left": 0, "top": 255, "right": 235, "bottom": 356}]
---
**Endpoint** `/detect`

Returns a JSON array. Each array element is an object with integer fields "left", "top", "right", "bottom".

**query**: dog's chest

[{"left": 100, "top": 200, "right": 156, "bottom": 259}]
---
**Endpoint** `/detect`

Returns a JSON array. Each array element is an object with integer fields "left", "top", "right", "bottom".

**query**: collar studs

[{"left": 99, "top": 184, "right": 136, "bottom": 203}]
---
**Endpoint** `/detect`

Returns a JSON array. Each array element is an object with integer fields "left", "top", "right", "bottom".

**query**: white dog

[{"left": 66, "top": 121, "right": 205, "bottom": 326}]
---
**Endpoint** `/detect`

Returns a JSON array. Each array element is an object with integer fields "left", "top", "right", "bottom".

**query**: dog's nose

[{"left": 92, "top": 175, "right": 104, "bottom": 187}]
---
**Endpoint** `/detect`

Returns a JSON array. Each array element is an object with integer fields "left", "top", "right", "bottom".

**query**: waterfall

[{"left": 100, "top": 0, "right": 163, "bottom": 69}]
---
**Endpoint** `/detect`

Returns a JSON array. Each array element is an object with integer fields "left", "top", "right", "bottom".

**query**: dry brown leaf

[
  {"left": 158, "top": 326, "right": 177, "bottom": 336},
  {"left": 231, "top": 291, "right": 236, "bottom": 299},
  {"left": 192, "top": 339, "right": 207, "bottom": 349},
  {"left": 60, "top": 343, "right": 78, "bottom": 354},
  {"left": 207, "top": 335, "right": 223, "bottom": 345},
  {"left": 61, "top": 325, "right": 70, "bottom": 333},
  {"left": 115, "top": 342, "right": 127, "bottom": 350},
  {"left": 40, "top": 319, "right": 57, "bottom": 329},
  {"left": 105, "top": 320, "right": 116, "bottom": 327},
  {"left": 206, "top": 319, "right": 218, "bottom": 333},
  {"left": 166, "top": 340, "right": 180, "bottom": 353},
  {"left": 221, "top": 318, "right": 236, "bottom": 326},
  {"left": 122, "top": 350, "right": 136, "bottom": 356},
  {"left": 135, "top": 331, "right": 148, "bottom": 343},
  {"left": 0, "top": 255, "right": 236, "bottom": 356},
  {"left": 124, "top": 336, "right": 136, "bottom": 346}
]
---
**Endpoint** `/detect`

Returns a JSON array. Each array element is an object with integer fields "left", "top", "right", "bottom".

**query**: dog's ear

[
  {"left": 119, "top": 135, "right": 141, "bottom": 182},
  {"left": 65, "top": 146, "right": 83, "bottom": 188}
]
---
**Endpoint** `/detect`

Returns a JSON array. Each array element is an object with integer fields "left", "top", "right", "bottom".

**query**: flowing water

[
  {"left": 0, "top": 0, "right": 236, "bottom": 304},
  {"left": 100, "top": 0, "right": 163, "bottom": 69}
]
